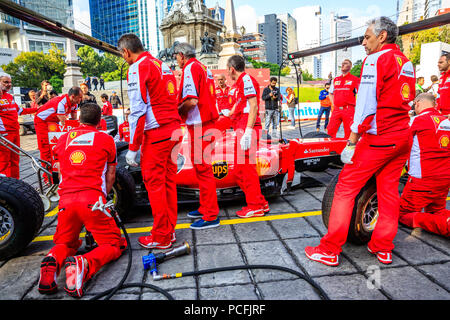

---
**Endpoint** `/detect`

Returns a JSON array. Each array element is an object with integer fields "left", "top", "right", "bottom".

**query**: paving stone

[
  {"left": 258, "top": 279, "right": 321, "bottom": 300},
  {"left": 196, "top": 243, "right": 251, "bottom": 287},
  {"left": 303, "top": 214, "right": 328, "bottom": 236},
  {"left": 393, "top": 229, "right": 450, "bottom": 265},
  {"left": 285, "top": 238, "right": 359, "bottom": 277},
  {"left": 417, "top": 262, "right": 450, "bottom": 291},
  {"left": 314, "top": 273, "right": 388, "bottom": 300},
  {"left": 199, "top": 284, "right": 259, "bottom": 300},
  {"left": 232, "top": 221, "right": 278, "bottom": 243},
  {"left": 194, "top": 225, "right": 237, "bottom": 245},
  {"left": 378, "top": 266, "right": 450, "bottom": 300},
  {"left": 241, "top": 240, "right": 301, "bottom": 282},
  {"left": 282, "top": 189, "right": 322, "bottom": 212},
  {"left": 269, "top": 216, "right": 320, "bottom": 239},
  {"left": 400, "top": 227, "right": 450, "bottom": 256}
]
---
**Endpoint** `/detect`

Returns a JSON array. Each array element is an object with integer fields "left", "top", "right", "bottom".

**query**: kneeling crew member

[
  {"left": 399, "top": 93, "right": 450, "bottom": 237},
  {"left": 38, "top": 103, "right": 126, "bottom": 298},
  {"left": 119, "top": 34, "right": 182, "bottom": 249},
  {"left": 227, "top": 55, "right": 269, "bottom": 218}
]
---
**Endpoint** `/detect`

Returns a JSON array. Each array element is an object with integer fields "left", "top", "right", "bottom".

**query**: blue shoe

[
  {"left": 187, "top": 210, "right": 203, "bottom": 219},
  {"left": 190, "top": 218, "right": 220, "bottom": 230}
]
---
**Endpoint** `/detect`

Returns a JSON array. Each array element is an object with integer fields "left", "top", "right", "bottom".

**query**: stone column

[
  {"left": 62, "top": 38, "right": 84, "bottom": 93},
  {"left": 218, "top": 0, "right": 242, "bottom": 69}
]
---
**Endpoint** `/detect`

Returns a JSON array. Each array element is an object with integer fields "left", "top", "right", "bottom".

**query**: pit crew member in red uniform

[
  {"left": 119, "top": 34, "right": 182, "bottom": 249},
  {"left": 0, "top": 72, "right": 39, "bottom": 178},
  {"left": 100, "top": 93, "right": 113, "bottom": 116},
  {"left": 399, "top": 93, "right": 450, "bottom": 237},
  {"left": 227, "top": 55, "right": 269, "bottom": 218},
  {"left": 305, "top": 17, "right": 416, "bottom": 266},
  {"left": 327, "top": 59, "right": 360, "bottom": 139},
  {"left": 437, "top": 53, "right": 450, "bottom": 116},
  {"left": 34, "top": 87, "right": 82, "bottom": 181},
  {"left": 175, "top": 42, "right": 221, "bottom": 230},
  {"left": 119, "top": 108, "right": 131, "bottom": 143},
  {"left": 37, "top": 103, "right": 126, "bottom": 298},
  {"left": 215, "top": 73, "right": 232, "bottom": 116}
]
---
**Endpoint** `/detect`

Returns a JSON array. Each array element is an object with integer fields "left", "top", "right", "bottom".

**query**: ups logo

[{"left": 212, "top": 161, "right": 228, "bottom": 180}]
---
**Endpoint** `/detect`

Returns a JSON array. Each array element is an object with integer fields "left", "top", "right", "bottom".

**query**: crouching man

[
  {"left": 399, "top": 93, "right": 450, "bottom": 237},
  {"left": 38, "top": 103, "right": 126, "bottom": 298}
]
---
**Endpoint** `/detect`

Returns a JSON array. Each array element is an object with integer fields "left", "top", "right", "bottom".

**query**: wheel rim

[
  {"left": 0, "top": 206, "right": 14, "bottom": 243},
  {"left": 361, "top": 193, "right": 379, "bottom": 232}
]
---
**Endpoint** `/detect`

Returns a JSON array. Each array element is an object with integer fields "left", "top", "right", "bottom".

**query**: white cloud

[
  {"left": 235, "top": 5, "right": 261, "bottom": 33},
  {"left": 73, "top": 5, "right": 91, "bottom": 36}
]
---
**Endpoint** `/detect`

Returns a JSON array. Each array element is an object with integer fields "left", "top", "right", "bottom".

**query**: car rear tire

[
  {"left": 109, "top": 167, "right": 135, "bottom": 222},
  {"left": 303, "top": 131, "right": 331, "bottom": 139},
  {"left": 0, "top": 177, "right": 45, "bottom": 260}
]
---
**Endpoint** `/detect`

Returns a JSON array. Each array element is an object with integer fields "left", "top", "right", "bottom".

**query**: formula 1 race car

[{"left": 111, "top": 117, "right": 348, "bottom": 221}]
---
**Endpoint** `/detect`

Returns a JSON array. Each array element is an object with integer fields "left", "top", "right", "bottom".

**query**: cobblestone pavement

[{"left": 0, "top": 121, "right": 449, "bottom": 301}]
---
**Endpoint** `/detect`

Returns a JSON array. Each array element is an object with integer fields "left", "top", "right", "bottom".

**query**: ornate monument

[
  {"left": 217, "top": 0, "right": 243, "bottom": 69},
  {"left": 159, "top": 0, "right": 223, "bottom": 68}
]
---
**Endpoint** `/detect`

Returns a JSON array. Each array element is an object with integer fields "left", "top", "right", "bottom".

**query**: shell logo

[
  {"left": 70, "top": 150, "right": 86, "bottom": 165},
  {"left": 48, "top": 123, "right": 58, "bottom": 132},
  {"left": 167, "top": 81, "right": 176, "bottom": 95},
  {"left": 256, "top": 158, "right": 271, "bottom": 176},
  {"left": 440, "top": 135, "right": 449, "bottom": 148},
  {"left": 401, "top": 83, "right": 410, "bottom": 100}
]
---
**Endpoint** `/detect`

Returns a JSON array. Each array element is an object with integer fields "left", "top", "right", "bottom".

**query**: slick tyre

[
  {"left": 109, "top": 167, "right": 135, "bottom": 221},
  {"left": 0, "top": 177, "right": 45, "bottom": 260},
  {"left": 322, "top": 173, "right": 378, "bottom": 245}
]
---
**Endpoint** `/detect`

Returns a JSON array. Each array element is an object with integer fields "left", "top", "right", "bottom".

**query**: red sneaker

[
  {"left": 367, "top": 246, "right": 392, "bottom": 265},
  {"left": 263, "top": 202, "right": 270, "bottom": 213},
  {"left": 236, "top": 206, "right": 265, "bottom": 219},
  {"left": 38, "top": 256, "right": 58, "bottom": 294},
  {"left": 64, "top": 256, "right": 89, "bottom": 298},
  {"left": 304, "top": 246, "right": 339, "bottom": 267},
  {"left": 171, "top": 232, "right": 176, "bottom": 244},
  {"left": 138, "top": 235, "right": 172, "bottom": 249}
]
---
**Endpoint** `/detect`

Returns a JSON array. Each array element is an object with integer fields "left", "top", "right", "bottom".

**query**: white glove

[
  {"left": 222, "top": 109, "right": 230, "bottom": 117},
  {"left": 126, "top": 150, "right": 139, "bottom": 167},
  {"left": 240, "top": 128, "right": 253, "bottom": 151},
  {"left": 340, "top": 145, "right": 356, "bottom": 164}
]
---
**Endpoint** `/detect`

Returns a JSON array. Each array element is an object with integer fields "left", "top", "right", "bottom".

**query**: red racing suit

[
  {"left": 399, "top": 108, "right": 450, "bottom": 237},
  {"left": 232, "top": 72, "right": 267, "bottom": 209},
  {"left": 34, "top": 94, "right": 78, "bottom": 167},
  {"left": 328, "top": 73, "right": 360, "bottom": 139},
  {"left": 319, "top": 44, "right": 416, "bottom": 255},
  {"left": 0, "top": 91, "right": 38, "bottom": 178},
  {"left": 102, "top": 101, "right": 113, "bottom": 116},
  {"left": 437, "top": 69, "right": 450, "bottom": 116},
  {"left": 215, "top": 85, "right": 232, "bottom": 113},
  {"left": 178, "top": 58, "right": 219, "bottom": 221},
  {"left": 119, "top": 120, "right": 130, "bottom": 143},
  {"left": 46, "top": 124, "right": 126, "bottom": 279},
  {"left": 127, "top": 51, "right": 182, "bottom": 243}
]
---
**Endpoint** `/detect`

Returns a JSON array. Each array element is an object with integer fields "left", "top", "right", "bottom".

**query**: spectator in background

[
  {"left": 49, "top": 90, "right": 58, "bottom": 99},
  {"left": 429, "top": 75, "right": 439, "bottom": 97},
  {"left": 286, "top": 87, "right": 296, "bottom": 129},
  {"left": 100, "top": 93, "right": 113, "bottom": 116},
  {"left": 85, "top": 75, "right": 91, "bottom": 90},
  {"left": 36, "top": 80, "right": 52, "bottom": 106},
  {"left": 110, "top": 91, "right": 122, "bottom": 109},
  {"left": 99, "top": 76, "right": 105, "bottom": 90},
  {"left": 415, "top": 77, "right": 433, "bottom": 96},
  {"left": 26, "top": 90, "right": 39, "bottom": 109},
  {"left": 79, "top": 83, "right": 97, "bottom": 108},
  {"left": 316, "top": 82, "right": 332, "bottom": 132},
  {"left": 262, "top": 77, "right": 281, "bottom": 138},
  {"left": 92, "top": 76, "right": 99, "bottom": 91}
]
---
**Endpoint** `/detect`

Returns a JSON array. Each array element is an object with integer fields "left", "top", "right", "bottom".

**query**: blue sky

[{"left": 73, "top": 0, "right": 400, "bottom": 76}]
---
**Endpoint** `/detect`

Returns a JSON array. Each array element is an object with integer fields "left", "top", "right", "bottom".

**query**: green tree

[
  {"left": 246, "top": 57, "right": 290, "bottom": 76},
  {"left": 1, "top": 45, "right": 66, "bottom": 88},
  {"left": 49, "top": 75, "right": 63, "bottom": 93},
  {"left": 302, "top": 69, "right": 314, "bottom": 81},
  {"left": 350, "top": 60, "right": 363, "bottom": 78},
  {"left": 77, "top": 46, "right": 127, "bottom": 80},
  {"left": 409, "top": 25, "right": 449, "bottom": 65}
]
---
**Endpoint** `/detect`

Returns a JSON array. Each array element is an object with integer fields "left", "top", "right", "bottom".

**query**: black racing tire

[
  {"left": 19, "top": 125, "right": 27, "bottom": 136},
  {"left": 322, "top": 173, "right": 378, "bottom": 245},
  {"left": 108, "top": 167, "right": 136, "bottom": 222},
  {"left": 303, "top": 131, "right": 331, "bottom": 139},
  {"left": 0, "top": 177, "right": 45, "bottom": 260}
]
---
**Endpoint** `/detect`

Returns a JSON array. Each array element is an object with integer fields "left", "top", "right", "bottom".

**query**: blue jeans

[
  {"left": 316, "top": 107, "right": 331, "bottom": 130},
  {"left": 265, "top": 109, "right": 280, "bottom": 134},
  {"left": 288, "top": 107, "right": 296, "bottom": 125}
]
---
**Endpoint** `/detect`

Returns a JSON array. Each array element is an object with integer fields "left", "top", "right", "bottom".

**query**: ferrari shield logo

[
  {"left": 212, "top": 161, "right": 228, "bottom": 180},
  {"left": 396, "top": 57, "right": 403, "bottom": 67},
  {"left": 69, "top": 132, "right": 77, "bottom": 139},
  {"left": 433, "top": 116, "right": 441, "bottom": 125}
]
